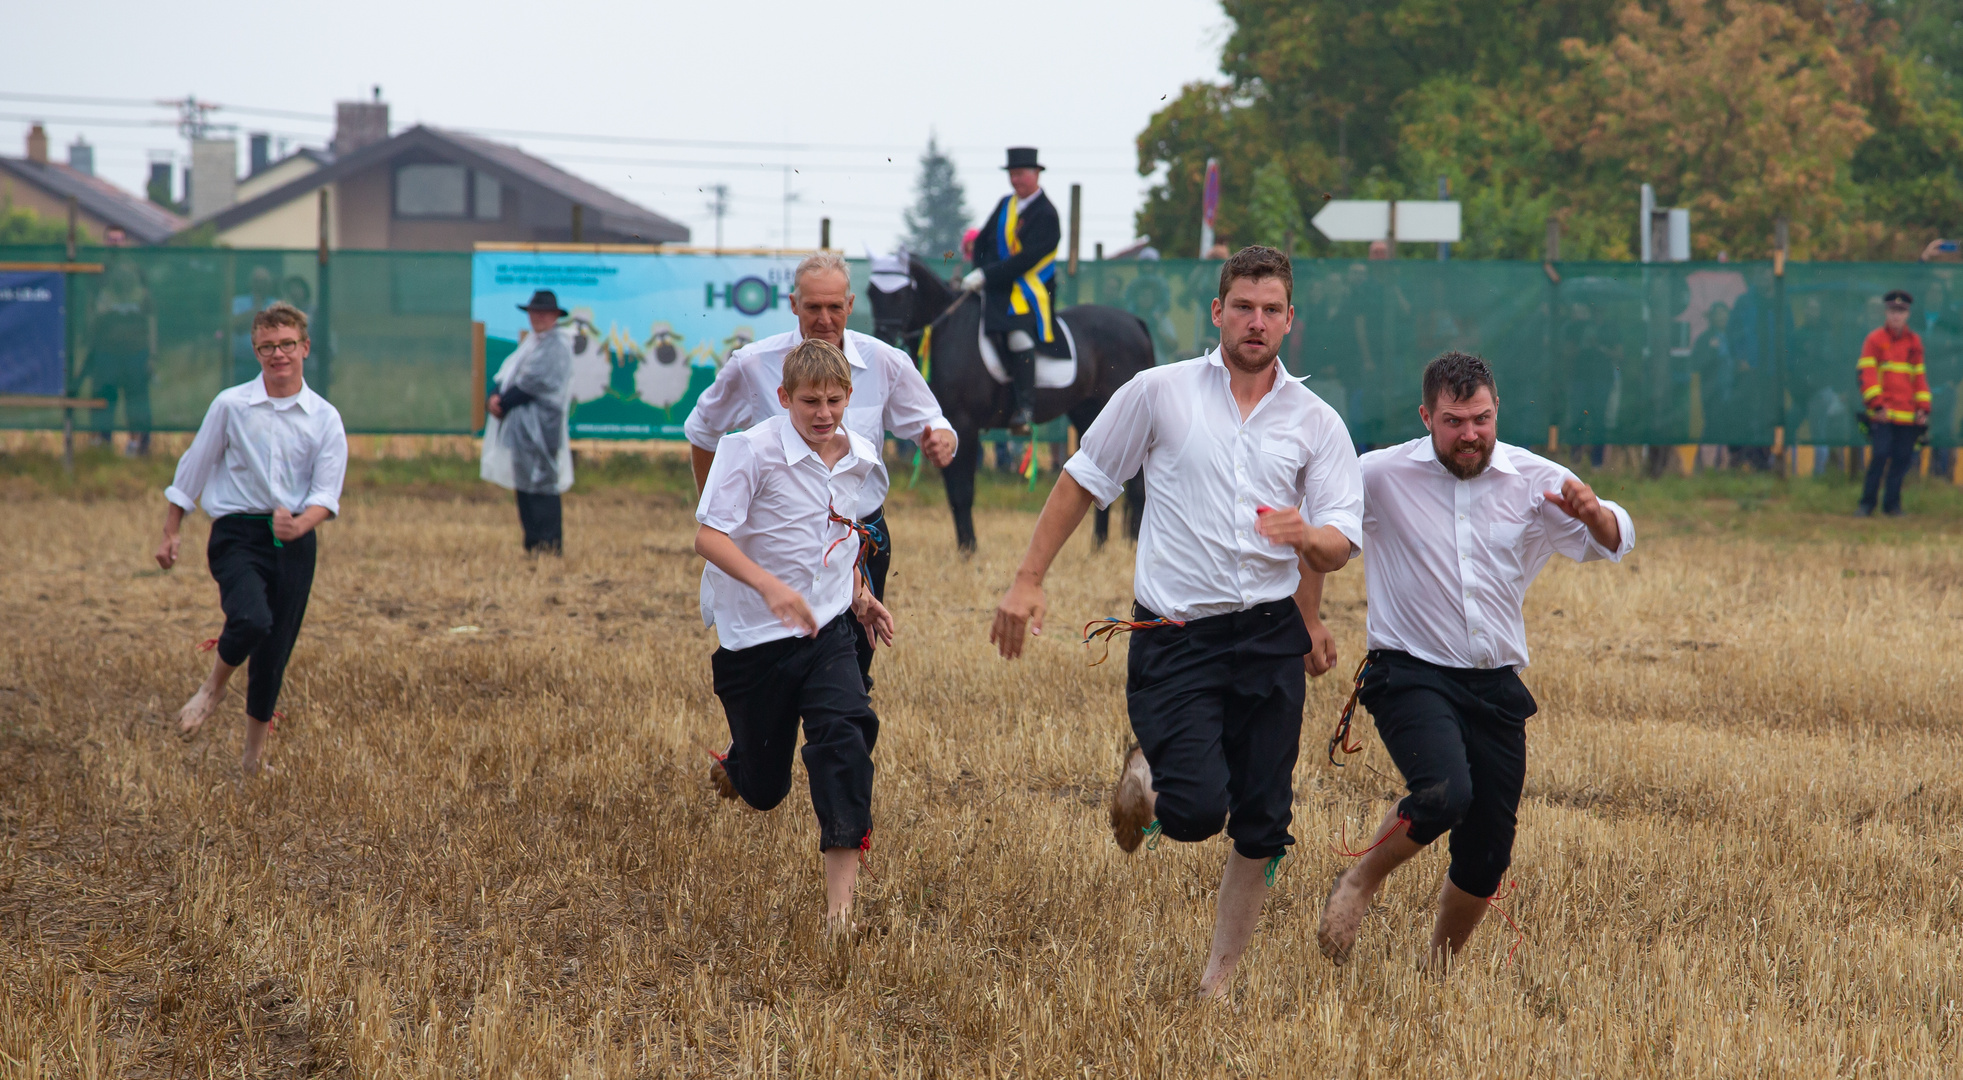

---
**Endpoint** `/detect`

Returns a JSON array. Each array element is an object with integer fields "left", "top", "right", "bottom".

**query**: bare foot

[
  {"left": 1317, "top": 868, "right": 1375, "bottom": 966},
  {"left": 822, "top": 912, "right": 857, "bottom": 943},
  {"left": 1109, "top": 744, "right": 1155, "bottom": 853},
  {"left": 177, "top": 684, "right": 225, "bottom": 735},
  {"left": 707, "top": 750, "right": 737, "bottom": 801}
]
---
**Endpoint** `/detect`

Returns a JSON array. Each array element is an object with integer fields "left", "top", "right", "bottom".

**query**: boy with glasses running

[{"left": 158, "top": 301, "right": 347, "bottom": 777}]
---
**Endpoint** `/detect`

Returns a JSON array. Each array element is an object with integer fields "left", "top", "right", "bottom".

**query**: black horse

[{"left": 868, "top": 256, "right": 1153, "bottom": 551}]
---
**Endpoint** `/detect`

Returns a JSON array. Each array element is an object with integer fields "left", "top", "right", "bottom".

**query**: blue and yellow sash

[{"left": 997, "top": 195, "right": 1056, "bottom": 343}]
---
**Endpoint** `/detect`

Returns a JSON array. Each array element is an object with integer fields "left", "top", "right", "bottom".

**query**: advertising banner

[
  {"left": 0, "top": 270, "right": 66, "bottom": 396},
  {"left": 470, "top": 249, "right": 805, "bottom": 439}
]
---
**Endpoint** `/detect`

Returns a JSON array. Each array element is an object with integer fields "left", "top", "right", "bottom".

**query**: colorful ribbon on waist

[
  {"left": 1080, "top": 615, "right": 1185, "bottom": 667},
  {"left": 823, "top": 505, "right": 883, "bottom": 572}
]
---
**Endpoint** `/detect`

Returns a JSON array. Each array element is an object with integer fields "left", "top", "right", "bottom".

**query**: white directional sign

[
  {"left": 1311, "top": 199, "right": 1463, "bottom": 244},
  {"left": 1311, "top": 200, "right": 1390, "bottom": 242},
  {"left": 1393, "top": 200, "right": 1462, "bottom": 243}
]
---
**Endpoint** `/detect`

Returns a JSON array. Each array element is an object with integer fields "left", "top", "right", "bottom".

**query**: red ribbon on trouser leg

[
  {"left": 196, "top": 638, "right": 218, "bottom": 652},
  {"left": 1485, "top": 879, "right": 1525, "bottom": 966},
  {"left": 858, "top": 829, "right": 874, "bottom": 876},
  {"left": 1331, "top": 812, "right": 1410, "bottom": 858}
]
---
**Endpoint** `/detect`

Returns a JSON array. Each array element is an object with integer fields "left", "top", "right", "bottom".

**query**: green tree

[
  {"left": 902, "top": 135, "right": 969, "bottom": 261},
  {"left": 0, "top": 199, "right": 85, "bottom": 246},
  {"left": 1243, "top": 159, "right": 1307, "bottom": 250}
]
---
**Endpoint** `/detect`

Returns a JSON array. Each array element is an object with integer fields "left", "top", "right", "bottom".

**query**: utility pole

[
  {"left": 1436, "top": 176, "right": 1451, "bottom": 261},
  {"left": 706, "top": 184, "right": 730, "bottom": 251},
  {"left": 781, "top": 166, "right": 801, "bottom": 250}
]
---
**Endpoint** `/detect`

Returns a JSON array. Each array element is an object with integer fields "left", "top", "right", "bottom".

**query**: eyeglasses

[{"left": 254, "top": 339, "right": 306, "bottom": 357}]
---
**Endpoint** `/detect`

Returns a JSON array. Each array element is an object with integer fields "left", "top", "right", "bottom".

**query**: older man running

[
  {"left": 992, "top": 245, "right": 1361, "bottom": 1000},
  {"left": 687, "top": 251, "right": 956, "bottom": 690},
  {"left": 1317, "top": 350, "right": 1633, "bottom": 972}
]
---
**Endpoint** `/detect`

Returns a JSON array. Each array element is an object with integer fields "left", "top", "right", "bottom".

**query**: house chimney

[
  {"left": 67, "top": 137, "right": 94, "bottom": 176},
  {"left": 333, "top": 94, "right": 390, "bottom": 156},
  {"left": 26, "top": 123, "right": 49, "bottom": 163},
  {"left": 147, "top": 157, "right": 176, "bottom": 208},
  {"left": 189, "top": 137, "right": 237, "bottom": 220},
  {"left": 249, "top": 133, "right": 270, "bottom": 176}
]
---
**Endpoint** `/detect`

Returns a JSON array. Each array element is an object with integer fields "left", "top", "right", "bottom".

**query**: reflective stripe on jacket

[{"left": 1857, "top": 327, "right": 1929, "bottom": 424}]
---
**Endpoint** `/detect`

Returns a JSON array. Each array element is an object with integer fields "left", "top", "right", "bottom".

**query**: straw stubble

[{"left": 1, "top": 493, "right": 1959, "bottom": 1076}]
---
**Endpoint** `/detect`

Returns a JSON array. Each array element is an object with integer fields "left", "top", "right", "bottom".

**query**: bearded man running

[{"left": 1317, "top": 350, "right": 1633, "bottom": 972}]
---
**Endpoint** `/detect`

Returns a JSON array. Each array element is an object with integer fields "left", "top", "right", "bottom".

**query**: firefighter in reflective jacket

[
  {"left": 963, "top": 147, "right": 1060, "bottom": 433},
  {"left": 1856, "top": 289, "right": 1930, "bottom": 516}
]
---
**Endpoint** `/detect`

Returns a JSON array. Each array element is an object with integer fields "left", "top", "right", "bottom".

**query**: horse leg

[{"left": 944, "top": 428, "right": 981, "bottom": 553}]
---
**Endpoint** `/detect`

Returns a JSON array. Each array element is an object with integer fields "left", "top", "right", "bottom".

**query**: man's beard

[
  {"left": 1436, "top": 438, "right": 1494, "bottom": 480},
  {"left": 1221, "top": 335, "right": 1280, "bottom": 374}
]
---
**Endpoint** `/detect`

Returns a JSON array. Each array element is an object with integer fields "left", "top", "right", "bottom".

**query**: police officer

[{"left": 964, "top": 147, "right": 1060, "bottom": 434}]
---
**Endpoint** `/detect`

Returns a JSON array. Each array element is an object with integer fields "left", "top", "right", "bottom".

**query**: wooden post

[
  {"left": 64, "top": 195, "right": 78, "bottom": 470},
  {"left": 1547, "top": 424, "right": 1559, "bottom": 453},
  {"left": 1545, "top": 219, "right": 1560, "bottom": 263},
  {"left": 471, "top": 321, "right": 487, "bottom": 433},
  {"left": 317, "top": 188, "right": 330, "bottom": 265},
  {"left": 64, "top": 196, "right": 78, "bottom": 261},
  {"left": 1094, "top": 242, "right": 1103, "bottom": 261},
  {"left": 1773, "top": 217, "right": 1789, "bottom": 277},
  {"left": 571, "top": 204, "right": 584, "bottom": 243},
  {"left": 1067, "top": 183, "right": 1082, "bottom": 276},
  {"left": 820, "top": 217, "right": 830, "bottom": 249}
]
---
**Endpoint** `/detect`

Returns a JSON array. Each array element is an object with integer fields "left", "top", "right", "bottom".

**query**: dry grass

[{"left": 3, "top": 483, "right": 1962, "bottom": 1077}]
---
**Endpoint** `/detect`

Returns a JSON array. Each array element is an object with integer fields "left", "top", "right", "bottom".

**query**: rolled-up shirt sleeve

[
  {"left": 304, "top": 414, "right": 349, "bottom": 518},
  {"left": 695, "top": 434, "right": 759, "bottom": 533},
  {"left": 878, "top": 345, "right": 956, "bottom": 450},
  {"left": 1540, "top": 466, "right": 1635, "bottom": 563},
  {"left": 1062, "top": 375, "right": 1153, "bottom": 509},
  {"left": 684, "top": 355, "right": 755, "bottom": 451},
  {"left": 1299, "top": 412, "right": 1364, "bottom": 556},
  {"left": 164, "top": 396, "right": 229, "bottom": 513}
]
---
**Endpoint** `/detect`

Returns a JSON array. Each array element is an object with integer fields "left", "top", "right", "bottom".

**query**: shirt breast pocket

[
  {"left": 1487, "top": 518, "right": 1529, "bottom": 580},
  {"left": 846, "top": 405, "right": 883, "bottom": 445},
  {"left": 1256, "top": 436, "right": 1307, "bottom": 505}
]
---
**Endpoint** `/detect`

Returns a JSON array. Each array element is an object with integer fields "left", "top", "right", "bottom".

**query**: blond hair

[
  {"left": 781, "top": 338, "right": 853, "bottom": 395},
  {"left": 792, "top": 250, "right": 850, "bottom": 294},
  {"left": 251, "top": 300, "right": 309, "bottom": 339}
]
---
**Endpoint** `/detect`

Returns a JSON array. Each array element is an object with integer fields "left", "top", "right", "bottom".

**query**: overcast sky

[{"left": 4, "top": 0, "right": 1227, "bottom": 254}]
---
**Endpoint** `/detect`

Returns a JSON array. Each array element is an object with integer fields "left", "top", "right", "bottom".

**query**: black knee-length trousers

[
  {"left": 207, "top": 514, "right": 317, "bottom": 723},
  {"left": 711, "top": 613, "right": 879, "bottom": 851}
]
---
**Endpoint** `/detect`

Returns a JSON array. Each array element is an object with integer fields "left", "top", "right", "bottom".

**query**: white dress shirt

[
  {"left": 165, "top": 376, "right": 348, "bottom": 519},
  {"left": 695, "top": 414, "right": 887, "bottom": 651},
  {"left": 684, "top": 327, "right": 954, "bottom": 516},
  {"left": 1063, "top": 348, "right": 1364, "bottom": 622},
  {"left": 1360, "top": 438, "right": 1634, "bottom": 670}
]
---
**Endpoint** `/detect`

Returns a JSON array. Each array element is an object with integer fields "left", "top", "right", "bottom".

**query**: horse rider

[{"left": 963, "top": 147, "right": 1060, "bottom": 434}]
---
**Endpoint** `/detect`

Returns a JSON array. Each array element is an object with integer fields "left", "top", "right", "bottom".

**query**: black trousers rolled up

[
  {"left": 207, "top": 514, "right": 317, "bottom": 723},
  {"left": 711, "top": 613, "right": 879, "bottom": 851},
  {"left": 515, "top": 490, "right": 562, "bottom": 553},
  {"left": 1359, "top": 650, "right": 1535, "bottom": 899},
  {"left": 1125, "top": 598, "right": 1311, "bottom": 861},
  {"left": 852, "top": 505, "right": 890, "bottom": 691}
]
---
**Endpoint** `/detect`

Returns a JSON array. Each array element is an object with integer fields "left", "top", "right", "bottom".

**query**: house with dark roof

[
  {"left": 0, "top": 125, "right": 186, "bottom": 244},
  {"left": 201, "top": 102, "right": 688, "bottom": 250}
]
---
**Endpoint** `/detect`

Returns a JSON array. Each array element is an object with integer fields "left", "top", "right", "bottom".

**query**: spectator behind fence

[
  {"left": 482, "top": 290, "right": 575, "bottom": 554},
  {"left": 82, "top": 256, "right": 155, "bottom": 456},
  {"left": 1856, "top": 290, "right": 1929, "bottom": 516}
]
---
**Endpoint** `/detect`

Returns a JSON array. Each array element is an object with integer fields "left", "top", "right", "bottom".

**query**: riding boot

[{"left": 1008, "top": 348, "right": 1037, "bottom": 434}]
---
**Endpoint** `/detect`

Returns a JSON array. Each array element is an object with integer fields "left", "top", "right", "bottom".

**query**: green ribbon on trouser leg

[
  {"left": 1264, "top": 853, "right": 1284, "bottom": 888},
  {"left": 236, "top": 514, "right": 283, "bottom": 548},
  {"left": 1142, "top": 819, "right": 1163, "bottom": 852}
]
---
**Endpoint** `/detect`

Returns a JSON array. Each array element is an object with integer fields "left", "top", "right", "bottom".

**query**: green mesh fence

[{"left": 4, "top": 245, "right": 1950, "bottom": 447}]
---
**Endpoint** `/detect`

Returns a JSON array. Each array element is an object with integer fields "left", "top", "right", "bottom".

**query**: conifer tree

[{"left": 902, "top": 135, "right": 970, "bottom": 261}]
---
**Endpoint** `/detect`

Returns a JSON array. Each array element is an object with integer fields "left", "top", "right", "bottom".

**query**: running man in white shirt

[
  {"left": 156, "top": 301, "right": 348, "bottom": 777},
  {"left": 1316, "top": 350, "right": 1633, "bottom": 972},
  {"left": 695, "top": 338, "right": 896, "bottom": 934},
  {"left": 991, "top": 247, "right": 1363, "bottom": 1000},
  {"left": 686, "top": 250, "right": 956, "bottom": 692}
]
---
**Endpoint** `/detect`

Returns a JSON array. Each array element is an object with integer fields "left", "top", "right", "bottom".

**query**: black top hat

[
  {"left": 1003, "top": 147, "right": 1045, "bottom": 171},
  {"left": 1884, "top": 289, "right": 1914, "bottom": 307},
  {"left": 518, "top": 289, "right": 568, "bottom": 316}
]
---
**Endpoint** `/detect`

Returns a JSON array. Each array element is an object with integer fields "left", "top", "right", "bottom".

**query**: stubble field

[{"left": 2, "top": 469, "right": 1962, "bottom": 1077}]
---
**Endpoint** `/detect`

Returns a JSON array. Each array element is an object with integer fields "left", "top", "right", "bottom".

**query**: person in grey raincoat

[{"left": 483, "top": 290, "right": 575, "bottom": 553}]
